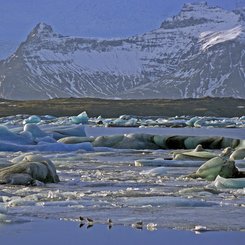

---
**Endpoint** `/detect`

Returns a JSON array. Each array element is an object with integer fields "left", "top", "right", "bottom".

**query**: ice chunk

[
  {"left": 69, "top": 111, "right": 89, "bottom": 124},
  {"left": 211, "top": 175, "right": 245, "bottom": 189},
  {"left": 0, "top": 154, "right": 60, "bottom": 185},
  {"left": 140, "top": 167, "right": 167, "bottom": 176},
  {"left": 0, "top": 126, "right": 33, "bottom": 145},
  {"left": 23, "top": 115, "right": 41, "bottom": 124},
  {"left": 50, "top": 125, "right": 86, "bottom": 139},
  {"left": 23, "top": 124, "right": 50, "bottom": 139}
]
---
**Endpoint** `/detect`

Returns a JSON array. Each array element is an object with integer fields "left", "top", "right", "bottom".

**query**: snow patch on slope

[{"left": 200, "top": 25, "right": 242, "bottom": 50}]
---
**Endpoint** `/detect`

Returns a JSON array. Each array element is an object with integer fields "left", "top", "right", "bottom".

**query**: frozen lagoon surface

[{"left": 0, "top": 115, "right": 245, "bottom": 243}]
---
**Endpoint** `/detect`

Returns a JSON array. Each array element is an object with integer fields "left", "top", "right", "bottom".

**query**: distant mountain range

[{"left": 0, "top": 2, "right": 245, "bottom": 100}]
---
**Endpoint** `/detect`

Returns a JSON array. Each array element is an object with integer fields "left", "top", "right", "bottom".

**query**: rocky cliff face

[{"left": 0, "top": 2, "right": 245, "bottom": 100}]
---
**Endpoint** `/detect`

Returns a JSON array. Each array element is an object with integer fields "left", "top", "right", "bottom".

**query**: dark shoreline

[{"left": 1, "top": 97, "right": 245, "bottom": 118}]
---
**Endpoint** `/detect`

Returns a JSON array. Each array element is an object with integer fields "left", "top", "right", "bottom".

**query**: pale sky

[{"left": 0, "top": 0, "right": 240, "bottom": 58}]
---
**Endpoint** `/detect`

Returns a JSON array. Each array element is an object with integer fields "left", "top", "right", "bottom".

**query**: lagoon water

[
  {"left": 0, "top": 115, "right": 245, "bottom": 242},
  {"left": 0, "top": 221, "right": 244, "bottom": 245}
]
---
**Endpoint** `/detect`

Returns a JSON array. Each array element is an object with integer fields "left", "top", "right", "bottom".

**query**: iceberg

[
  {"left": 69, "top": 111, "right": 89, "bottom": 124},
  {"left": 0, "top": 126, "right": 33, "bottom": 145},
  {"left": 23, "top": 124, "right": 50, "bottom": 139},
  {"left": 0, "top": 154, "right": 59, "bottom": 185}
]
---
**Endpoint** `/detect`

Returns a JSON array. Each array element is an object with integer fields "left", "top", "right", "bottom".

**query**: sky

[{"left": 0, "top": 0, "right": 241, "bottom": 58}]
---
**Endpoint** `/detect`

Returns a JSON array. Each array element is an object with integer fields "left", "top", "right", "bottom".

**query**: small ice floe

[
  {"left": 38, "top": 200, "right": 79, "bottom": 207},
  {"left": 192, "top": 225, "right": 208, "bottom": 234},
  {"left": 92, "top": 133, "right": 157, "bottom": 149},
  {"left": 69, "top": 111, "right": 89, "bottom": 124},
  {"left": 210, "top": 175, "right": 245, "bottom": 189},
  {"left": 23, "top": 124, "right": 50, "bottom": 139},
  {"left": 122, "top": 196, "right": 217, "bottom": 208},
  {"left": 186, "top": 148, "right": 239, "bottom": 181},
  {"left": 6, "top": 199, "right": 36, "bottom": 207},
  {"left": 57, "top": 136, "right": 94, "bottom": 144},
  {"left": 140, "top": 167, "right": 167, "bottom": 176},
  {"left": 0, "top": 204, "right": 7, "bottom": 215},
  {"left": 131, "top": 221, "right": 143, "bottom": 229},
  {"left": 42, "top": 115, "right": 56, "bottom": 121},
  {"left": 50, "top": 125, "right": 87, "bottom": 140},
  {"left": 146, "top": 223, "right": 157, "bottom": 231},
  {"left": 135, "top": 158, "right": 204, "bottom": 167},
  {"left": 0, "top": 125, "right": 33, "bottom": 145},
  {"left": 23, "top": 115, "right": 41, "bottom": 125},
  {"left": 173, "top": 146, "right": 217, "bottom": 161},
  {"left": 107, "top": 115, "right": 138, "bottom": 127},
  {"left": 230, "top": 148, "right": 245, "bottom": 160},
  {"left": 0, "top": 153, "right": 59, "bottom": 185},
  {"left": 135, "top": 158, "right": 166, "bottom": 167},
  {"left": 0, "top": 213, "right": 7, "bottom": 222},
  {"left": 0, "top": 203, "right": 9, "bottom": 223}
]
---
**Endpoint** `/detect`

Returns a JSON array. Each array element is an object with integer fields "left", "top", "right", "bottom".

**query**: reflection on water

[{"left": 0, "top": 220, "right": 244, "bottom": 245}]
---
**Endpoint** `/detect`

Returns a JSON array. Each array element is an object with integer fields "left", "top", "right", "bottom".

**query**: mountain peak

[
  {"left": 160, "top": 2, "right": 238, "bottom": 29},
  {"left": 26, "top": 22, "right": 57, "bottom": 41},
  {"left": 33, "top": 22, "right": 53, "bottom": 34},
  {"left": 182, "top": 1, "right": 208, "bottom": 9},
  {"left": 0, "top": 4, "right": 244, "bottom": 100}
]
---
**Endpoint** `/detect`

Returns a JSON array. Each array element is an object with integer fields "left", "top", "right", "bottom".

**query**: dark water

[{"left": 0, "top": 220, "right": 244, "bottom": 245}]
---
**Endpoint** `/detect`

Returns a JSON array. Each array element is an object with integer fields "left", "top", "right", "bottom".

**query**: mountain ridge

[{"left": 0, "top": 2, "right": 245, "bottom": 100}]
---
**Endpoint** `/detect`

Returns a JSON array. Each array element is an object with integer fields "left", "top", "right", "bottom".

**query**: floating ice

[
  {"left": 0, "top": 153, "right": 60, "bottom": 185},
  {"left": 211, "top": 175, "right": 245, "bottom": 189},
  {"left": 23, "top": 115, "right": 41, "bottom": 125},
  {"left": 35, "top": 136, "right": 57, "bottom": 144},
  {"left": 105, "top": 115, "right": 138, "bottom": 127},
  {"left": 0, "top": 204, "right": 8, "bottom": 222},
  {"left": 174, "top": 150, "right": 217, "bottom": 161},
  {"left": 23, "top": 124, "right": 50, "bottom": 139},
  {"left": 135, "top": 159, "right": 204, "bottom": 167},
  {"left": 0, "top": 141, "right": 93, "bottom": 152},
  {"left": 93, "top": 133, "right": 240, "bottom": 150},
  {"left": 186, "top": 117, "right": 200, "bottom": 127},
  {"left": 230, "top": 148, "right": 245, "bottom": 160},
  {"left": 0, "top": 126, "right": 33, "bottom": 145},
  {"left": 50, "top": 125, "right": 87, "bottom": 140},
  {"left": 192, "top": 225, "right": 208, "bottom": 233},
  {"left": 186, "top": 150, "right": 241, "bottom": 181},
  {"left": 140, "top": 167, "right": 167, "bottom": 176},
  {"left": 57, "top": 136, "right": 94, "bottom": 144},
  {"left": 93, "top": 133, "right": 159, "bottom": 149},
  {"left": 7, "top": 199, "right": 36, "bottom": 207},
  {"left": 146, "top": 223, "right": 158, "bottom": 231},
  {"left": 42, "top": 115, "right": 56, "bottom": 121},
  {"left": 120, "top": 196, "right": 217, "bottom": 207},
  {"left": 69, "top": 111, "right": 89, "bottom": 124}
]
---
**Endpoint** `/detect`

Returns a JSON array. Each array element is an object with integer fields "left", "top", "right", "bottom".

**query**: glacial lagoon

[{"left": 0, "top": 114, "right": 245, "bottom": 243}]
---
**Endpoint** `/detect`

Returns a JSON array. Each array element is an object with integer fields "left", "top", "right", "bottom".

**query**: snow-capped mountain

[{"left": 0, "top": 2, "right": 245, "bottom": 100}]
